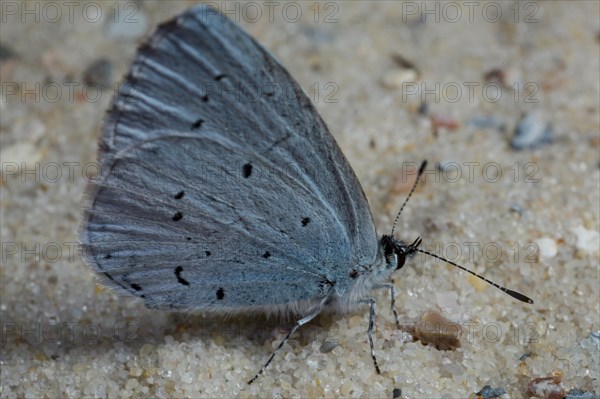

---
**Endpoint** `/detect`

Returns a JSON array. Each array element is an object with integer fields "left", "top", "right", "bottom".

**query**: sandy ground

[{"left": 1, "top": 1, "right": 599, "bottom": 398}]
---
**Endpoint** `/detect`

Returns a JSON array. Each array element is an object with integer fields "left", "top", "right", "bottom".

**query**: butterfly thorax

[{"left": 329, "top": 235, "right": 414, "bottom": 313}]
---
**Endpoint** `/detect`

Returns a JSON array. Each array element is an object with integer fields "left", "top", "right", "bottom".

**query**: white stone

[
  {"left": 537, "top": 237, "right": 558, "bottom": 258},
  {"left": 572, "top": 226, "right": 600, "bottom": 253},
  {"left": 380, "top": 69, "right": 418, "bottom": 89}
]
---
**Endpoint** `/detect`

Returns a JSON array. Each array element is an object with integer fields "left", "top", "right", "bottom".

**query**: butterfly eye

[{"left": 395, "top": 247, "right": 407, "bottom": 271}]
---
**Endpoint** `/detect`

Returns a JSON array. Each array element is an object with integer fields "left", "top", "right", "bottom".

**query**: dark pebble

[
  {"left": 566, "top": 389, "right": 599, "bottom": 399},
  {"left": 511, "top": 110, "right": 553, "bottom": 150},
  {"left": 476, "top": 385, "right": 507, "bottom": 398},
  {"left": 391, "top": 53, "right": 419, "bottom": 74},
  {"left": 0, "top": 43, "right": 16, "bottom": 61},
  {"left": 509, "top": 204, "right": 524, "bottom": 217},
  {"left": 83, "top": 58, "right": 113, "bottom": 89},
  {"left": 519, "top": 352, "right": 532, "bottom": 361},
  {"left": 392, "top": 388, "right": 402, "bottom": 398},
  {"left": 484, "top": 68, "right": 506, "bottom": 83}
]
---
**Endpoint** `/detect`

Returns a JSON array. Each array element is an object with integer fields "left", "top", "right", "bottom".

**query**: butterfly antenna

[
  {"left": 391, "top": 160, "right": 428, "bottom": 236},
  {"left": 412, "top": 245, "right": 533, "bottom": 304}
]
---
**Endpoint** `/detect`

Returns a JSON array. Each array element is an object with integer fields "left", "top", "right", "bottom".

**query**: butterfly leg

[
  {"left": 373, "top": 282, "right": 401, "bottom": 329},
  {"left": 359, "top": 298, "right": 381, "bottom": 374},
  {"left": 248, "top": 299, "right": 326, "bottom": 384}
]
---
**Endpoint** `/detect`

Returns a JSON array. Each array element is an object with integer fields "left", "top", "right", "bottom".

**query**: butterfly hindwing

[{"left": 81, "top": 5, "right": 378, "bottom": 312}]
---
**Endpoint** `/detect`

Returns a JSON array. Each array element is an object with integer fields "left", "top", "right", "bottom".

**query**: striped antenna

[
  {"left": 390, "top": 160, "right": 427, "bottom": 236},
  {"left": 414, "top": 246, "right": 534, "bottom": 304}
]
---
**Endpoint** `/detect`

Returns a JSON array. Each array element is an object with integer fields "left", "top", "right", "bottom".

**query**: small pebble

[
  {"left": 417, "top": 102, "right": 429, "bottom": 116},
  {"left": 0, "top": 43, "right": 16, "bottom": 81},
  {"left": 565, "top": 389, "right": 599, "bottom": 399},
  {"left": 476, "top": 385, "right": 507, "bottom": 398},
  {"left": 437, "top": 160, "right": 460, "bottom": 174},
  {"left": 536, "top": 237, "right": 558, "bottom": 259},
  {"left": 484, "top": 68, "right": 507, "bottom": 83},
  {"left": 467, "top": 115, "right": 506, "bottom": 132},
  {"left": 519, "top": 352, "right": 532, "bottom": 361},
  {"left": 483, "top": 67, "right": 521, "bottom": 89},
  {"left": 0, "top": 43, "right": 16, "bottom": 61},
  {"left": 413, "top": 311, "right": 461, "bottom": 350},
  {"left": 527, "top": 375, "right": 565, "bottom": 399},
  {"left": 572, "top": 226, "right": 600, "bottom": 253},
  {"left": 511, "top": 109, "right": 553, "bottom": 150},
  {"left": 468, "top": 274, "right": 487, "bottom": 293},
  {"left": 437, "top": 160, "right": 463, "bottom": 183},
  {"left": 381, "top": 53, "right": 419, "bottom": 89},
  {"left": 392, "top": 387, "right": 402, "bottom": 398},
  {"left": 431, "top": 114, "right": 460, "bottom": 133},
  {"left": 391, "top": 53, "right": 418, "bottom": 71},
  {"left": 380, "top": 69, "right": 418, "bottom": 89},
  {"left": 83, "top": 58, "right": 113, "bottom": 89},
  {"left": 509, "top": 204, "right": 524, "bottom": 217}
]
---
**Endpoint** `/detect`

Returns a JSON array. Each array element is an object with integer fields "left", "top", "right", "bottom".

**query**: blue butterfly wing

[{"left": 81, "top": 5, "right": 377, "bottom": 312}]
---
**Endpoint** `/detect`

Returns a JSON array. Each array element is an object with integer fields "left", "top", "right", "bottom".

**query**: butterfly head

[{"left": 380, "top": 235, "right": 422, "bottom": 271}]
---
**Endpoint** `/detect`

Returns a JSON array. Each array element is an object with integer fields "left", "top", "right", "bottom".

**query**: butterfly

[{"left": 80, "top": 5, "right": 532, "bottom": 384}]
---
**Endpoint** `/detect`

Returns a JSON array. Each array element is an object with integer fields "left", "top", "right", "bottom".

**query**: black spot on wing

[
  {"left": 301, "top": 217, "right": 310, "bottom": 226},
  {"left": 242, "top": 163, "right": 252, "bottom": 178},
  {"left": 191, "top": 119, "right": 204, "bottom": 130},
  {"left": 130, "top": 283, "right": 142, "bottom": 291},
  {"left": 121, "top": 275, "right": 145, "bottom": 298},
  {"left": 172, "top": 211, "right": 183, "bottom": 221},
  {"left": 216, "top": 287, "right": 225, "bottom": 300},
  {"left": 174, "top": 191, "right": 185, "bottom": 199},
  {"left": 174, "top": 266, "right": 190, "bottom": 286},
  {"left": 262, "top": 251, "right": 271, "bottom": 259}
]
